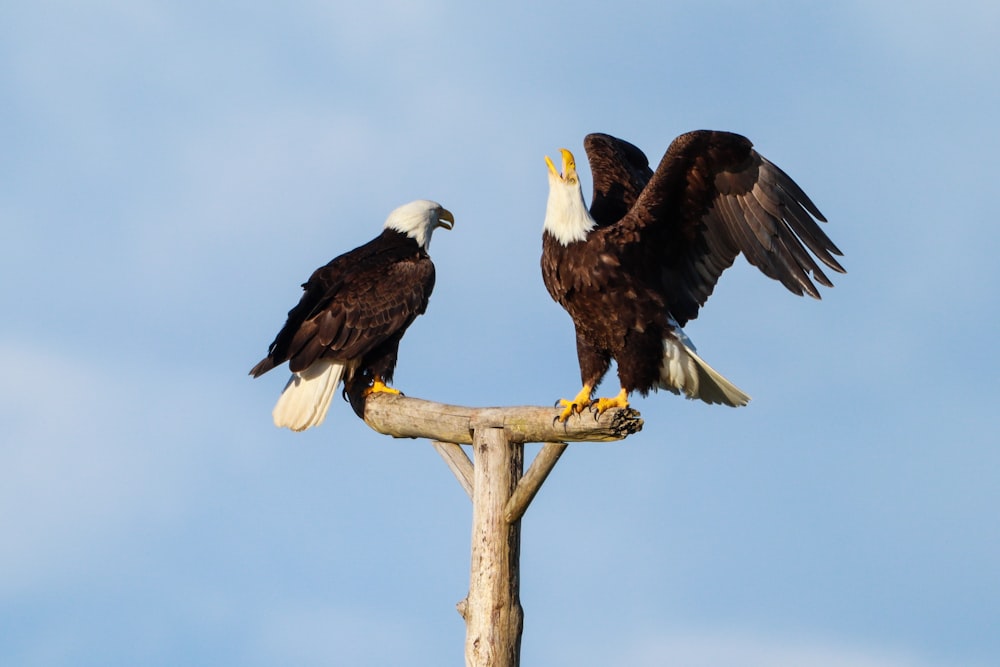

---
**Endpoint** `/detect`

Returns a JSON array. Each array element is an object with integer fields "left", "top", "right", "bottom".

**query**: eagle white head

[
  {"left": 384, "top": 199, "right": 455, "bottom": 250},
  {"left": 544, "top": 148, "right": 597, "bottom": 245}
]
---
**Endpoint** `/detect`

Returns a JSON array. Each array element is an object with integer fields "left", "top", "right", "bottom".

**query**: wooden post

[
  {"left": 460, "top": 425, "right": 523, "bottom": 667},
  {"left": 361, "top": 393, "right": 642, "bottom": 667}
]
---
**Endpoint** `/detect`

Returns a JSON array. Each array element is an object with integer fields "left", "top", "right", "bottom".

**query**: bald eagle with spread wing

[
  {"left": 251, "top": 199, "right": 454, "bottom": 431},
  {"left": 542, "top": 131, "right": 844, "bottom": 421}
]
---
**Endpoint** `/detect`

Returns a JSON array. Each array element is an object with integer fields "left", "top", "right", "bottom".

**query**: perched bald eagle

[
  {"left": 542, "top": 131, "right": 844, "bottom": 421},
  {"left": 251, "top": 199, "right": 454, "bottom": 431}
]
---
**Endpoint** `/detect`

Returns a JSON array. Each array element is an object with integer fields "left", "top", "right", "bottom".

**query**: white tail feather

[
  {"left": 660, "top": 336, "right": 751, "bottom": 407},
  {"left": 272, "top": 359, "right": 351, "bottom": 431}
]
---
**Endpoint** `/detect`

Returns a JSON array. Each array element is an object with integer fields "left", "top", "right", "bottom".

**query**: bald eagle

[
  {"left": 251, "top": 199, "right": 454, "bottom": 431},
  {"left": 542, "top": 131, "right": 844, "bottom": 420}
]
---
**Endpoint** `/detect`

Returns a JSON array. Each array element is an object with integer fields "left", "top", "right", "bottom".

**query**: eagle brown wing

[
  {"left": 584, "top": 133, "right": 654, "bottom": 226},
  {"left": 610, "top": 130, "right": 845, "bottom": 325},
  {"left": 250, "top": 239, "right": 435, "bottom": 377}
]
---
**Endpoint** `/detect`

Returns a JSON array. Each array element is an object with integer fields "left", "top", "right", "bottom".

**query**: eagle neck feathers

[{"left": 543, "top": 180, "right": 597, "bottom": 246}]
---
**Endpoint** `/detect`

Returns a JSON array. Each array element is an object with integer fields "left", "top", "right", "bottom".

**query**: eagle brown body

[
  {"left": 542, "top": 131, "right": 844, "bottom": 419},
  {"left": 542, "top": 229, "right": 673, "bottom": 398},
  {"left": 252, "top": 200, "right": 453, "bottom": 431},
  {"left": 250, "top": 227, "right": 436, "bottom": 384}
]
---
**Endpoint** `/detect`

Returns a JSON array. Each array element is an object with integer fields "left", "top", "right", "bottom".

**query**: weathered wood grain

[
  {"left": 463, "top": 426, "right": 523, "bottom": 667},
  {"left": 362, "top": 392, "right": 643, "bottom": 444}
]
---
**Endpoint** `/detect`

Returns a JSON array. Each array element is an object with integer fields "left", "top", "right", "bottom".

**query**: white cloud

[
  {"left": 0, "top": 339, "right": 252, "bottom": 597},
  {"left": 253, "top": 603, "right": 433, "bottom": 667},
  {"left": 0, "top": 342, "right": 165, "bottom": 593},
  {"left": 619, "top": 630, "right": 944, "bottom": 667}
]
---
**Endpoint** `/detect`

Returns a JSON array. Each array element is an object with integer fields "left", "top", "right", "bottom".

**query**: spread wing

[
  {"left": 250, "top": 245, "right": 435, "bottom": 377},
  {"left": 608, "top": 130, "right": 845, "bottom": 325},
  {"left": 584, "top": 133, "right": 654, "bottom": 226}
]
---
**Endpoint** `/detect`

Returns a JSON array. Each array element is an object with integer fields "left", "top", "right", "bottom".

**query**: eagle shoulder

[{"left": 253, "top": 236, "right": 436, "bottom": 376}]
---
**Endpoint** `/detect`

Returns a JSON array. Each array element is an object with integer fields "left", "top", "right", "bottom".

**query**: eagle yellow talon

[
  {"left": 363, "top": 379, "right": 401, "bottom": 398},
  {"left": 590, "top": 388, "right": 630, "bottom": 416},
  {"left": 555, "top": 384, "right": 594, "bottom": 422},
  {"left": 556, "top": 399, "right": 585, "bottom": 422}
]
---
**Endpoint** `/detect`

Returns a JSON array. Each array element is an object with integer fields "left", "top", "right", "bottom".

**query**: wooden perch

[
  {"left": 504, "top": 442, "right": 567, "bottom": 523},
  {"left": 430, "top": 439, "right": 567, "bottom": 525},
  {"left": 361, "top": 392, "right": 643, "bottom": 444},
  {"left": 431, "top": 440, "right": 474, "bottom": 497},
  {"left": 358, "top": 391, "right": 643, "bottom": 667}
]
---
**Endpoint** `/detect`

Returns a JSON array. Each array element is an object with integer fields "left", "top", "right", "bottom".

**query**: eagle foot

[
  {"left": 364, "top": 379, "right": 401, "bottom": 398},
  {"left": 554, "top": 385, "right": 595, "bottom": 423},
  {"left": 554, "top": 400, "right": 589, "bottom": 424},
  {"left": 588, "top": 389, "right": 630, "bottom": 419}
]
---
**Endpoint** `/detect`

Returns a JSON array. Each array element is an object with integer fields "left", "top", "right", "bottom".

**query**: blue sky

[{"left": 2, "top": 1, "right": 999, "bottom": 665}]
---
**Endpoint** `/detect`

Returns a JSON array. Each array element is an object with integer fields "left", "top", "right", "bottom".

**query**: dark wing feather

[
  {"left": 612, "top": 130, "right": 845, "bottom": 325},
  {"left": 584, "top": 133, "right": 654, "bottom": 226},
  {"left": 250, "top": 235, "right": 435, "bottom": 377}
]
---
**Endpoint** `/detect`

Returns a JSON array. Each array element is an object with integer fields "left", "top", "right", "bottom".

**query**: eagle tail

[
  {"left": 659, "top": 335, "right": 750, "bottom": 407},
  {"left": 272, "top": 359, "right": 350, "bottom": 431}
]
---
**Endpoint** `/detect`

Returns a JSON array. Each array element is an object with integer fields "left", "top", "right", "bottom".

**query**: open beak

[
  {"left": 436, "top": 207, "right": 455, "bottom": 231},
  {"left": 545, "top": 148, "right": 577, "bottom": 181}
]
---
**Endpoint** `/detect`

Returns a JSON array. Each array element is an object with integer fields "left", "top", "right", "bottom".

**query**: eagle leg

[
  {"left": 363, "top": 378, "right": 402, "bottom": 398},
  {"left": 555, "top": 384, "right": 594, "bottom": 422},
  {"left": 589, "top": 388, "right": 629, "bottom": 418}
]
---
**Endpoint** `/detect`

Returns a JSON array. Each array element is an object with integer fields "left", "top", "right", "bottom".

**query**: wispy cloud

[{"left": 618, "top": 630, "right": 945, "bottom": 667}]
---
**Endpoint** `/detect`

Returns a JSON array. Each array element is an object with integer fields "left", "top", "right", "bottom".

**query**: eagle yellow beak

[
  {"left": 436, "top": 207, "right": 455, "bottom": 230},
  {"left": 559, "top": 148, "right": 576, "bottom": 178},
  {"left": 545, "top": 149, "right": 577, "bottom": 181}
]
